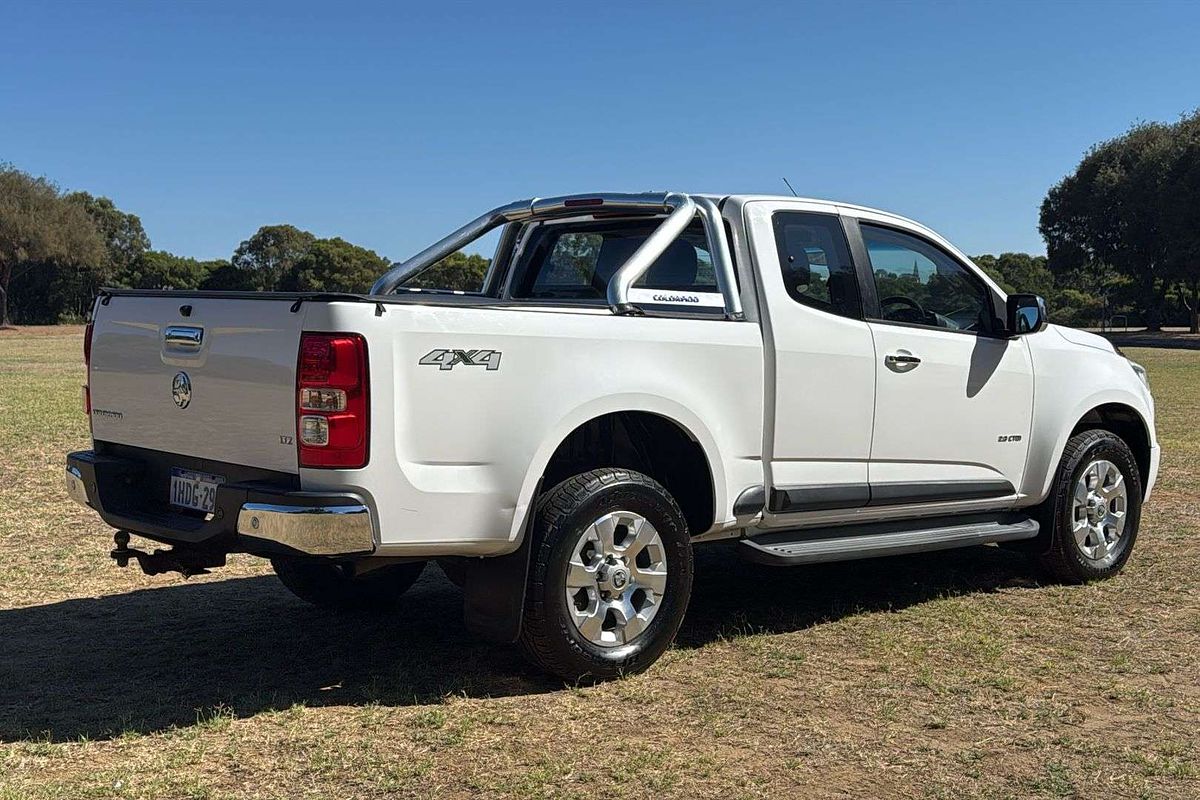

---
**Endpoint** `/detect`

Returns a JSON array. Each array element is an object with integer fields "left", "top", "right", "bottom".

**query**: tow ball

[{"left": 110, "top": 531, "right": 226, "bottom": 578}]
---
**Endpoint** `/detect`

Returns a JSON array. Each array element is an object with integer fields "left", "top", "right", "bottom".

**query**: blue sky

[{"left": 2, "top": 1, "right": 1197, "bottom": 262}]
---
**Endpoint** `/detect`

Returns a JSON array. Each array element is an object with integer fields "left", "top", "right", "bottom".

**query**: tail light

[
  {"left": 296, "top": 332, "right": 369, "bottom": 468},
  {"left": 83, "top": 321, "right": 94, "bottom": 418}
]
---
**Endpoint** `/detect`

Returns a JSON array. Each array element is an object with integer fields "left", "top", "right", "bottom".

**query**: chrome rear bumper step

[{"left": 740, "top": 513, "right": 1039, "bottom": 566}]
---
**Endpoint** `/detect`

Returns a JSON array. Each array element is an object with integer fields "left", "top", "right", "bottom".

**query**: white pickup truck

[{"left": 66, "top": 192, "right": 1159, "bottom": 681}]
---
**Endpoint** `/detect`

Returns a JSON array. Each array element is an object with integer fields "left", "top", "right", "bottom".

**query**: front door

[{"left": 853, "top": 219, "right": 1034, "bottom": 504}]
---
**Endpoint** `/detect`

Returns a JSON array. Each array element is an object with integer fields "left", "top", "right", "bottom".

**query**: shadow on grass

[{"left": 0, "top": 544, "right": 1040, "bottom": 742}]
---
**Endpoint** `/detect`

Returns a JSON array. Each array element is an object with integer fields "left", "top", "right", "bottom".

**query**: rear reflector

[{"left": 296, "top": 333, "right": 368, "bottom": 468}]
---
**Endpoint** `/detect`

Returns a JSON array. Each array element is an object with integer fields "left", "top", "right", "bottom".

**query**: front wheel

[
  {"left": 1035, "top": 429, "right": 1143, "bottom": 583},
  {"left": 519, "top": 469, "right": 694, "bottom": 682}
]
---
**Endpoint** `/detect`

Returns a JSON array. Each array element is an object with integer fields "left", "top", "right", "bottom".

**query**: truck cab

[{"left": 67, "top": 192, "right": 1159, "bottom": 681}]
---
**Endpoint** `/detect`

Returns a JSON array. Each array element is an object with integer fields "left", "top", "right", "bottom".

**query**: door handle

[{"left": 884, "top": 352, "right": 921, "bottom": 372}]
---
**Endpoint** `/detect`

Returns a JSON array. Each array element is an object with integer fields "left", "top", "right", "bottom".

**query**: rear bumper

[
  {"left": 235, "top": 503, "right": 374, "bottom": 555},
  {"left": 66, "top": 449, "right": 376, "bottom": 557}
]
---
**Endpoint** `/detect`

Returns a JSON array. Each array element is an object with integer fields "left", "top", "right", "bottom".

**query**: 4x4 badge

[{"left": 419, "top": 349, "right": 502, "bottom": 371}]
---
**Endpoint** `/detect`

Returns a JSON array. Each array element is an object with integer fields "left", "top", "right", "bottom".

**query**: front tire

[
  {"left": 519, "top": 469, "right": 694, "bottom": 682},
  {"left": 271, "top": 557, "right": 426, "bottom": 611},
  {"left": 1035, "top": 429, "right": 1143, "bottom": 583}
]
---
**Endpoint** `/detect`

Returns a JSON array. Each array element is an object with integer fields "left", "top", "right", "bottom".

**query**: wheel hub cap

[
  {"left": 564, "top": 511, "right": 668, "bottom": 648},
  {"left": 1072, "top": 459, "right": 1128, "bottom": 564},
  {"left": 598, "top": 561, "right": 630, "bottom": 593}
]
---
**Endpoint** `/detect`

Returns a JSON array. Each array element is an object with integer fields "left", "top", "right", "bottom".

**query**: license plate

[{"left": 169, "top": 468, "right": 224, "bottom": 513}]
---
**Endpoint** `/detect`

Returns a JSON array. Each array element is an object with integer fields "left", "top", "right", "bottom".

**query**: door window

[
  {"left": 861, "top": 224, "right": 993, "bottom": 333},
  {"left": 771, "top": 212, "right": 862, "bottom": 319}
]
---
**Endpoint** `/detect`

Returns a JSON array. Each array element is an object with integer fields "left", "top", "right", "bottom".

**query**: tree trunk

[
  {"left": 0, "top": 261, "right": 12, "bottom": 328},
  {"left": 1192, "top": 278, "right": 1200, "bottom": 335},
  {"left": 1144, "top": 275, "right": 1165, "bottom": 332},
  {"left": 1136, "top": 271, "right": 1158, "bottom": 331}
]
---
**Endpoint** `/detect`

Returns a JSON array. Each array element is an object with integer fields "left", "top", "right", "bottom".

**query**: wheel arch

[
  {"left": 507, "top": 396, "right": 726, "bottom": 542},
  {"left": 1069, "top": 402, "right": 1152, "bottom": 496},
  {"left": 1028, "top": 395, "right": 1154, "bottom": 503}
]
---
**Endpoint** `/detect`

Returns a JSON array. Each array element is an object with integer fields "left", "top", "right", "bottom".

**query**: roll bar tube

[
  {"left": 370, "top": 191, "right": 740, "bottom": 318},
  {"left": 370, "top": 199, "right": 534, "bottom": 295},
  {"left": 694, "top": 196, "right": 743, "bottom": 320},
  {"left": 604, "top": 192, "right": 694, "bottom": 314}
]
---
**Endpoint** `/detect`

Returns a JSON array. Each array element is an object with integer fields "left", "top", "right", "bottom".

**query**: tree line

[
  {"left": 0, "top": 164, "right": 489, "bottom": 326},
  {"left": 1041, "top": 109, "right": 1200, "bottom": 332},
  {"left": 3, "top": 107, "right": 1199, "bottom": 329}
]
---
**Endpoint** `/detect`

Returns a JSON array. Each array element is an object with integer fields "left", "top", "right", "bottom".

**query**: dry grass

[{"left": 0, "top": 330, "right": 1197, "bottom": 799}]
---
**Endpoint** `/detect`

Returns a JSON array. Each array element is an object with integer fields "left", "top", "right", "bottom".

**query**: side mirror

[{"left": 1006, "top": 293, "right": 1047, "bottom": 335}]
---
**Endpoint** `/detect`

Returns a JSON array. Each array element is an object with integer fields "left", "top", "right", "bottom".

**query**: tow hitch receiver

[{"left": 110, "top": 531, "right": 226, "bottom": 577}]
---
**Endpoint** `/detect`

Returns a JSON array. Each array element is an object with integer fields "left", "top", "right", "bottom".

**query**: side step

[{"left": 739, "top": 512, "right": 1039, "bottom": 567}]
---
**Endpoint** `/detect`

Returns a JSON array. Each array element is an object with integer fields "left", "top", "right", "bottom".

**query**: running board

[{"left": 740, "top": 513, "right": 1039, "bottom": 567}]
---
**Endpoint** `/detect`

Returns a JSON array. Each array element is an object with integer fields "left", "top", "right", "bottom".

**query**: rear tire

[
  {"left": 271, "top": 558, "right": 426, "bottom": 611},
  {"left": 1034, "top": 429, "right": 1143, "bottom": 583},
  {"left": 519, "top": 468, "right": 694, "bottom": 682}
]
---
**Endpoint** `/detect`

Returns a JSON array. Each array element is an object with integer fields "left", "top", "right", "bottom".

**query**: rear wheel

[
  {"left": 519, "top": 469, "right": 693, "bottom": 682},
  {"left": 271, "top": 557, "right": 426, "bottom": 611},
  {"left": 1035, "top": 429, "right": 1143, "bottom": 583}
]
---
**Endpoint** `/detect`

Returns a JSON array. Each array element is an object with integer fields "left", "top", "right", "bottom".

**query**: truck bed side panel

[{"left": 299, "top": 302, "right": 765, "bottom": 556}]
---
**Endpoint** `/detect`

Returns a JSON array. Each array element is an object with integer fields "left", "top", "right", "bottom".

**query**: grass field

[{"left": 1, "top": 327, "right": 1197, "bottom": 799}]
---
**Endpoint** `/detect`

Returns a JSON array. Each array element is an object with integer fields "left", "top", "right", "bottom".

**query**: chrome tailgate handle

[{"left": 164, "top": 326, "right": 203, "bottom": 348}]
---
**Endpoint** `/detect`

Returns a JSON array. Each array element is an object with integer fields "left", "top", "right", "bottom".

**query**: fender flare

[
  {"left": 466, "top": 397, "right": 725, "bottom": 644},
  {"left": 505, "top": 394, "right": 727, "bottom": 544},
  {"left": 1024, "top": 389, "right": 1154, "bottom": 503}
]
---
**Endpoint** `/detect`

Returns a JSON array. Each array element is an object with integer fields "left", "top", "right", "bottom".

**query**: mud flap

[{"left": 463, "top": 482, "right": 541, "bottom": 643}]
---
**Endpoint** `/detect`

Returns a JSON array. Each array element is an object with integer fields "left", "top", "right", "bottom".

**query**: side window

[
  {"left": 771, "top": 212, "right": 862, "bottom": 319},
  {"left": 860, "top": 224, "right": 992, "bottom": 333}
]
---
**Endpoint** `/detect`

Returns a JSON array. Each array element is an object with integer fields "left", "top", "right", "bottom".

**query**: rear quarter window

[{"left": 771, "top": 212, "right": 863, "bottom": 319}]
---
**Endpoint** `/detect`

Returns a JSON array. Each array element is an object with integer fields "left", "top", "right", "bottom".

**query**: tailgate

[{"left": 88, "top": 295, "right": 305, "bottom": 473}]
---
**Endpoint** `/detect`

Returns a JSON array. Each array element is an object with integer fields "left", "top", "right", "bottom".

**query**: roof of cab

[{"left": 713, "top": 193, "right": 941, "bottom": 238}]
